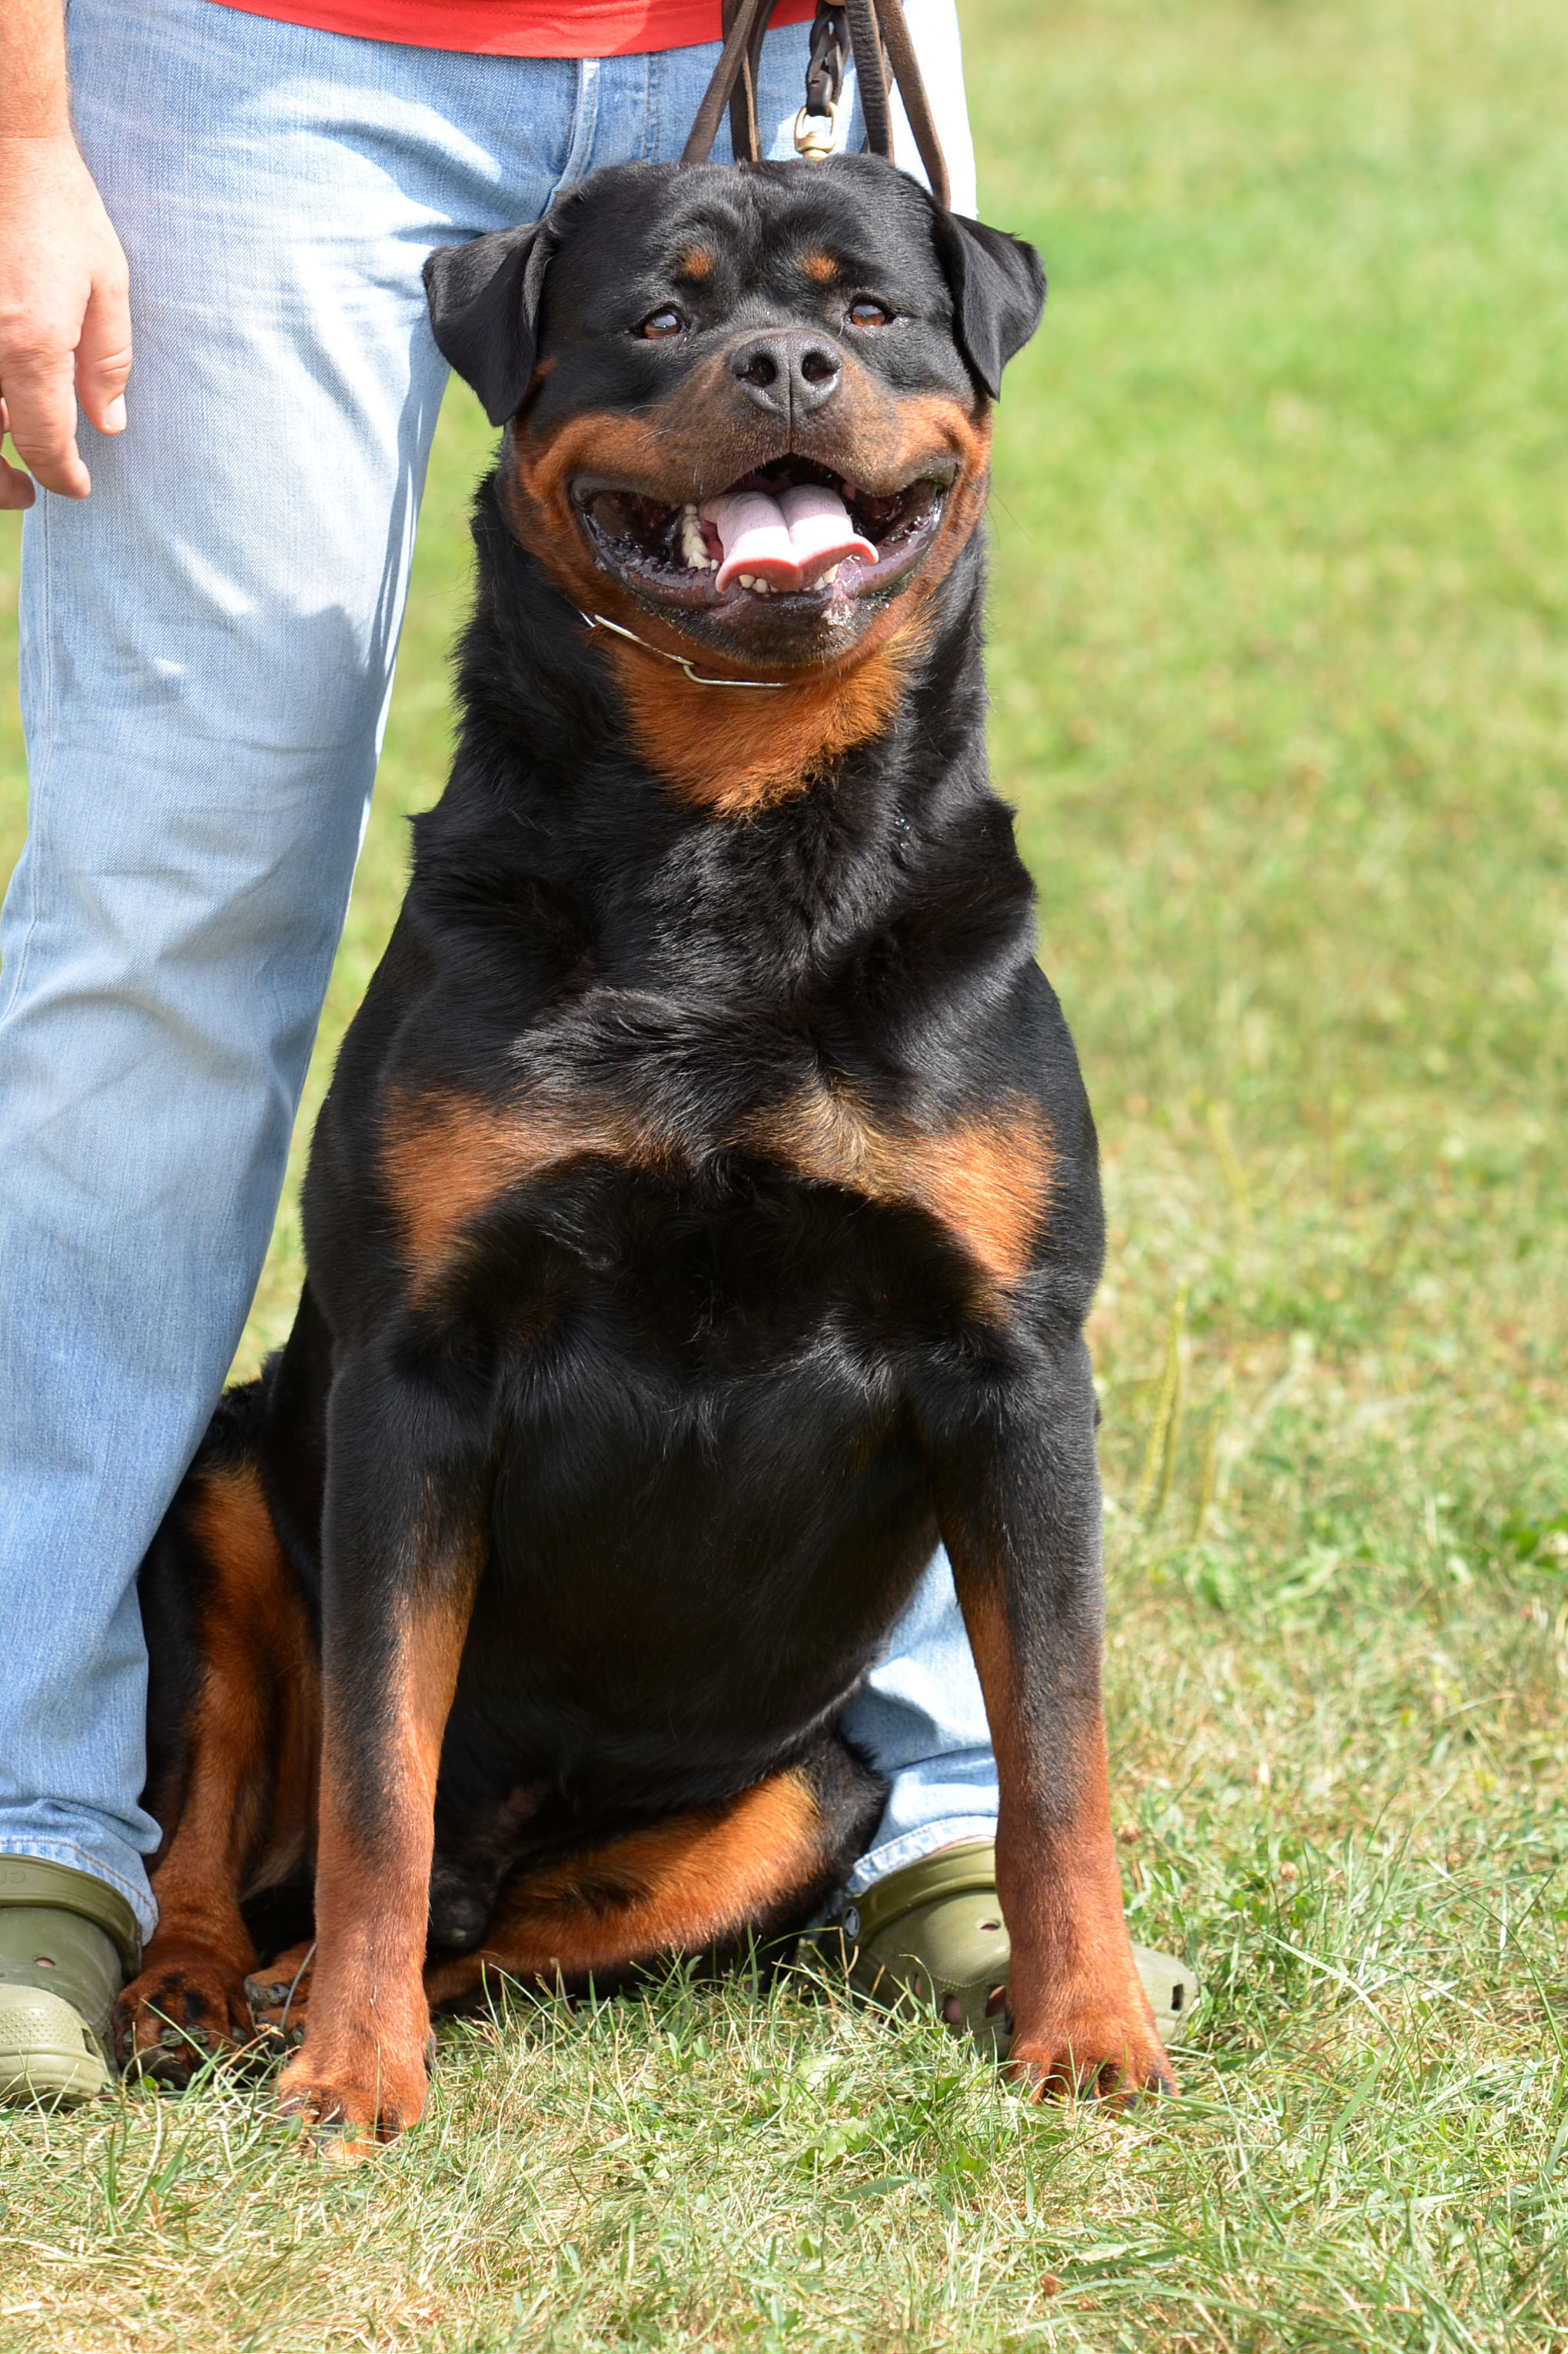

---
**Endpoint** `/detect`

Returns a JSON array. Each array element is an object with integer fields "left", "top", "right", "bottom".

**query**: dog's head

[{"left": 426, "top": 158, "right": 1042, "bottom": 675}]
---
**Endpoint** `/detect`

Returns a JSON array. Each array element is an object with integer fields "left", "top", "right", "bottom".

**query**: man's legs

[
  {"left": 0, "top": 0, "right": 587, "bottom": 1934},
  {"left": 0, "top": 0, "right": 992, "bottom": 1962}
]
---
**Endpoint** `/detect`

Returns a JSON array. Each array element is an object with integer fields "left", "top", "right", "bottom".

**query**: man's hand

[{"left": 0, "top": 134, "right": 131, "bottom": 507}]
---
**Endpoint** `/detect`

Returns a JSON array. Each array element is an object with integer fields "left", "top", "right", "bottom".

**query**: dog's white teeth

[
  {"left": 679, "top": 507, "right": 713, "bottom": 570},
  {"left": 821, "top": 564, "right": 839, "bottom": 585}
]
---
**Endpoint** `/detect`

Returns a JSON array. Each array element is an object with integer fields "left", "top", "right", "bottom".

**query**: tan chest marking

[
  {"left": 380, "top": 1087, "right": 679, "bottom": 1290},
  {"left": 383, "top": 1081, "right": 1051, "bottom": 1301},
  {"left": 739, "top": 1084, "right": 1055, "bottom": 1293}
]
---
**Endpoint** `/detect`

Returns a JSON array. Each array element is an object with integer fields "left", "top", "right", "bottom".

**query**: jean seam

[
  {"left": 556, "top": 56, "right": 600, "bottom": 194},
  {"left": 1, "top": 504, "right": 52, "bottom": 1029},
  {"left": 0, "top": 793, "right": 39, "bottom": 1030}
]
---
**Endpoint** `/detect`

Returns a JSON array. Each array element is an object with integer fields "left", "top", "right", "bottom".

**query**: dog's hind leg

[
  {"left": 422, "top": 1737, "right": 885, "bottom": 2011},
  {"left": 245, "top": 1938, "right": 317, "bottom": 2052},
  {"left": 115, "top": 1395, "right": 318, "bottom": 2085}
]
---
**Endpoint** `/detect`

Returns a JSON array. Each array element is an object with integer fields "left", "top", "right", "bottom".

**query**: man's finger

[
  {"left": 0, "top": 395, "right": 35, "bottom": 507},
  {"left": 0, "top": 344, "right": 91, "bottom": 498},
  {"left": 75, "top": 266, "right": 132, "bottom": 436},
  {"left": 0, "top": 453, "right": 38, "bottom": 510}
]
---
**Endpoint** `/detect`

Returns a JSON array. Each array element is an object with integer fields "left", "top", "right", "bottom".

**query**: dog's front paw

[
  {"left": 1007, "top": 1972, "right": 1175, "bottom": 2104},
  {"left": 115, "top": 1949, "right": 256, "bottom": 2086},
  {"left": 276, "top": 2027, "right": 430, "bottom": 2157}
]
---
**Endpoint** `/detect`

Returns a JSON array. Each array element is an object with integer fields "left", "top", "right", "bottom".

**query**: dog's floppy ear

[
  {"left": 423, "top": 220, "right": 556, "bottom": 427},
  {"left": 929, "top": 210, "right": 1046, "bottom": 401}
]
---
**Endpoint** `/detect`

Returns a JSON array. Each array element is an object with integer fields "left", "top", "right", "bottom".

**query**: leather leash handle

[
  {"left": 731, "top": 0, "right": 780, "bottom": 165},
  {"left": 683, "top": 0, "right": 950, "bottom": 209},
  {"left": 867, "top": 0, "right": 951, "bottom": 207},
  {"left": 843, "top": 0, "right": 892, "bottom": 165},
  {"left": 682, "top": 0, "right": 777, "bottom": 164}
]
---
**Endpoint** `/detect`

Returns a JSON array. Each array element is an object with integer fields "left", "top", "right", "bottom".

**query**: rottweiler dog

[{"left": 115, "top": 153, "right": 1173, "bottom": 2138}]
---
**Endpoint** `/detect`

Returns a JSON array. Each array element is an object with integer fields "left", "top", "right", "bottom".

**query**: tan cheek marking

[
  {"left": 507, "top": 371, "right": 740, "bottom": 548},
  {"left": 741, "top": 1089, "right": 1053, "bottom": 1292},
  {"left": 808, "top": 362, "right": 990, "bottom": 510},
  {"left": 503, "top": 366, "right": 983, "bottom": 611},
  {"left": 503, "top": 383, "right": 762, "bottom": 659},
  {"left": 890, "top": 390, "right": 991, "bottom": 471},
  {"left": 423, "top": 1768, "right": 822, "bottom": 2005}
]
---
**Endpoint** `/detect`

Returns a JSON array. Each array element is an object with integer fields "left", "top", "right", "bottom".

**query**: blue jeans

[{"left": 0, "top": 0, "right": 997, "bottom": 1944}]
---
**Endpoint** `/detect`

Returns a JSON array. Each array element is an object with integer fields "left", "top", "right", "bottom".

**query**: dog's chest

[{"left": 379, "top": 1009, "right": 1053, "bottom": 1313}]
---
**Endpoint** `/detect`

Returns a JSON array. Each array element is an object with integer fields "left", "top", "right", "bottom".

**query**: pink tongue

[{"left": 700, "top": 483, "right": 876, "bottom": 593}]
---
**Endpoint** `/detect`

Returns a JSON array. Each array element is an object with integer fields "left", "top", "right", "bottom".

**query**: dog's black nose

[{"left": 729, "top": 330, "right": 842, "bottom": 420}]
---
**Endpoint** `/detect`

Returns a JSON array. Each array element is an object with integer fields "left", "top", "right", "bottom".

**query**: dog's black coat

[{"left": 124, "top": 158, "right": 1168, "bottom": 2125}]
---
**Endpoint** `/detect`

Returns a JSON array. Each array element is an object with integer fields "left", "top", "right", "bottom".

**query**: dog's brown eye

[
  {"left": 846, "top": 299, "right": 891, "bottom": 329},
  {"left": 636, "top": 307, "right": 686, "bottom": 340}
]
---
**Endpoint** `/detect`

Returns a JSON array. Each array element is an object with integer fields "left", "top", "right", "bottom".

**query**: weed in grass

[{"left": 3, "top": 0, "right": 1567, "bottom": 2343}]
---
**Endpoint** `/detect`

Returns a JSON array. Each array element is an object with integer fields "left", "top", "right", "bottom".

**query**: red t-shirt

[{"left": 209, "top": 0, "right": 816, "bottom": 58}]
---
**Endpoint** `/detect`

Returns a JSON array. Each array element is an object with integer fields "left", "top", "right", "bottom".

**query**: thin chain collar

[{"left": 576, "top": 607, "right": 786, "bottom": 690}]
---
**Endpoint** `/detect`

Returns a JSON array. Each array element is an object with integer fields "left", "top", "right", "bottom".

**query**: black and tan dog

[{"left": 115, "top": 154, "right": 1173, "bottom": 2137}]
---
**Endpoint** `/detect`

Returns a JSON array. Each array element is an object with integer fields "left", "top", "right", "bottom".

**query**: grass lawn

[{"left": 4, "top": 0, "right": 1568, "bottom": 2342}]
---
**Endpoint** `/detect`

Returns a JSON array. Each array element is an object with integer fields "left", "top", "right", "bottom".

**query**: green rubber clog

[
  {"left": 0, "top": 1858, "right": 141, "bottom": 2107},
  {"left": 832, "top": 1837, "right": 1200, "bottom": 2060}
]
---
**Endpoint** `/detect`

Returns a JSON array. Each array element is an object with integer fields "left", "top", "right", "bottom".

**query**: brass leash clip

[
  {"left": 795, "top": 3, "right": 846, "bottom": 161},
  {"left": 793, "top": 101, "right": 839, "bottom": 161}
]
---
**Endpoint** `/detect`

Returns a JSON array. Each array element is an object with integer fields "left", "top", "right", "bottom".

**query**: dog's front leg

[
  {"left": 926, "top": 1337, "right": 1173, "bottom": 2100},
  {"left": 277, "top": 1348, "right": 487, "bottom": 2146}
]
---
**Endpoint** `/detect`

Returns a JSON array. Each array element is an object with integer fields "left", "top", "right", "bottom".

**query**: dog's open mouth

[{"left": 574, "top": 457, "right": 949, "bottom": 613}]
